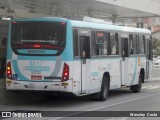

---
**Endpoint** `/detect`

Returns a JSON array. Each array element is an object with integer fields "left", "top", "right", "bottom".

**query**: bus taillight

[
  {"left": 7, "top": 62, "right": 12, "bottom": 79},
  {"left": 12, "top": 22, "right": 17, "bottom": 24},
  {"left": 61, "top": 63, "right": 69, "bottom": 82}
]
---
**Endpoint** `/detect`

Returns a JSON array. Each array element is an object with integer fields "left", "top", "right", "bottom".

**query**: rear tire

[
  {"left": 90, "top": 77, "right": 109, "bottom": 101},
  {"left": 130, "top": 75, "right": 142, "bottom": 93}
]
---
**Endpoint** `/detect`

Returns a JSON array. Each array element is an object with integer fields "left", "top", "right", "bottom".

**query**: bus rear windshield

[{"left": 11, "top": 21, "right": 67, "bottom": 56}]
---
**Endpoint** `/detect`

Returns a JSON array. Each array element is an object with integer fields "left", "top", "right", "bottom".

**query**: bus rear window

[{"left": 11, "top": 21, "right": 67, "bottom": 56}]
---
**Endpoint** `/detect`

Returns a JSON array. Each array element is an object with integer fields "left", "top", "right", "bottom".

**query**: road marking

[
  {"left": 49, "top": 92, "right": 160, "bottom": 120},
  {"left": 104, "top": 117, "right": 128, "bottom": 120},
  {"left": 87, "top": 93, "right": 160, "bottom": 111},
  {"left": 141, "top": 86, "right": 149, "bottom": 89},
  {"left": 142, "top": 85, "right": 160, "bottom": 90},
  {"left": 147, "top": 86, "right": 160, "bottom": 89}
]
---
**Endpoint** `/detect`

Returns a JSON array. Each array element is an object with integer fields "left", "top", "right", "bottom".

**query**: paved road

[{"left": 1, "top": 80, "right": 160, "bottom": 120}]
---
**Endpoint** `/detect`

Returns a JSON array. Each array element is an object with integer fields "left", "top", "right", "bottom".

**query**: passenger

[{"left": 0, "top": 37, "right": 7, "bottom": 78}]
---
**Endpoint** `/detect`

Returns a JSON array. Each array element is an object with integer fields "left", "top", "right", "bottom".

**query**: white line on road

[
  {"left": 142, "top": 85, "right": 160, "bottom": 90},
  {"left": 141, "top": 86, "right": 149, "bottom": 89},
  {"left": 49, "top": 92, "right": 160, "bottom": 120},
  {"left": 86, "top": 92, "right": 160, "bottom": 111},
  {"left": 147, "top": 86, "right": 160, "bottom": 89},
  {"left": 104, "top": 117, "right": 128, "bottom": 120}
]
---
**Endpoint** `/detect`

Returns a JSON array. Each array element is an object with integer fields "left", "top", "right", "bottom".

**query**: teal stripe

[
  {"left": 131, "top": 57, "right": 138, "bottom": 85},
  {"left": 12, "top": 60, "right": 28, "bottom": 80}
]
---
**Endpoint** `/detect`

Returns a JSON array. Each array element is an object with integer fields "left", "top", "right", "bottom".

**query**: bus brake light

[
  {"left": 12, "top": 22, "right": 16, "bottom": 24},
  {"left": 61, "top": 22, "right": 66, "bottom": 25},
  {"left": 61, "top": 63, "right": 69, "bottom": 82},
  {"left": 34, "top": 44, "right": 41, "bottom": 48},
  {"left": 7, "top": 62, "right": 12, "bottom": 79}
]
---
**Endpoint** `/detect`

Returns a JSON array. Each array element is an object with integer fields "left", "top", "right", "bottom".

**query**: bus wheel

[
  {"left": 90, "top": 78, "right": 109, "bottom": 101},
  {"left": 130, "top": 75, "right": 142, "bottom": 93},
  {"left": 100, "top": 78, "right": 109, "bottom": 101}
]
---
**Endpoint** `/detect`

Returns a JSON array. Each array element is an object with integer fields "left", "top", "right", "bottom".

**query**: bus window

[
  {"left": 136, "top": 35, "right": 140, "bottom": 54},
  {"left": 11, "top": 21, "right": 67, "bottom": 56},
  {"left": 132, "top": 35, "right": 137, "bottom": 54},
  {"left": 91, "top": 30, "right": 96, "bottom": 57},
  {"left": 95, "top": 31, "right": 108, "bottom": 56},
  {"left": 149, "top": 36, "right": 153, "bottom": 60},
  {"left": 121, "top": 38, "right": 129, "bottom": 57},
  {"left": 146, "top": 36, "right": 149, "bottom": 59},
  {"left": 139, "top": 35, "right": 145, "bottom": 54},
  {"left": 73, "top": 29, "right": 79, "bottom": 57},
  {"left": 110, "top": 33, "right": 119, "bottom": 55},
  {"left": 143, "top": 35, "right": 146, "bottom": 54},
  {"left": 130, "top": 34, "right": 137, "bottom": 55},
  {"left": 129, "top": 34, "right": 133, "bottom": 54},
  {"left": 79, "top": 36, "right": 90, "bottom": 59}
]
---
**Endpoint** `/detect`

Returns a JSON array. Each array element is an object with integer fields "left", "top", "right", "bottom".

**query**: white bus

[{"left": 6, "top": 17, "right": 152, "bottom": 101}]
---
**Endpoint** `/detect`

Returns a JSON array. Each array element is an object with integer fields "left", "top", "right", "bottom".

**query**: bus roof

[
  {"left": 70, "top": 20, "right": 151, "bottom": 35},
  {"left": 11, "top": 17, "right": 151, "bottom": 35}
]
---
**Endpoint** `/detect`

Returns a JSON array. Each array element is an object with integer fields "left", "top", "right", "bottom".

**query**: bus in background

[{"left": 6, "top": 17, "right": 152, "bottom": 101}]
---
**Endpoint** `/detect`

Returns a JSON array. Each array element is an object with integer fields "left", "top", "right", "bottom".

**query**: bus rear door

[
  {"left": 146, "top": 35, "right": 153, "bottom": 80},
  {"left": 79, "top": 29, "right": 91, "bottom": 94},
  {"left": 121, "top": 34, "right": 129, "bottom": 86}
]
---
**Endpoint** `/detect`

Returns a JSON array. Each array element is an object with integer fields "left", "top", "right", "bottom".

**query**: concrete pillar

[
  {"left": 50, "top": 5, "right": 56, "bottom": 16},
  {"left": 88, "top": 10, "right": 95, "bottom": 17},
  {"left": 112, "top": 15, "right": 117, "bottom": 23},
  {"left": 137, "top": 18, "right": 144, "bottom": 28},
  {"left": 5, "top": 0, "right": 15, "bottom": 13}
]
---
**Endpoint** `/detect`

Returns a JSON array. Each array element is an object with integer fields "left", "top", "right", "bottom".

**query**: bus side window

[
  {"left": 95, "top": 31, "right": 108, "bottom": 56},
  {"left": 129, "top": 34, "right": 138, "bottom": 55},
  {"left": 129, "top": 34, "right": 134, "bottom": 54},
  {"left": 146, "top": 35, "right": 149, "bottom": 59},
  {"left": 133, "top": 35, "right": 137, "bottom": 54},
  {"left": 139, "top": 35, "right": 145, "bottom": 54},
  {"left": 110, "top": 33, "right": 119, "bottom": 55},
  {"left": 149, "top": 36, "right": 153, "bottom": 60},
  {"left": 91, "top": 30, "right": 96, "bottom": 57},
  {"left": 143, "top": 35, "right": 146, "bottom": 54},
  {"left": 121, "top": 37, "right": 129, "bottom": 57},
  {"left": 79, "top": 36, "right": 91, "bottom": 59},
  {"left": 73, "top": 29, "right": 79, "bottom": 57},
  {"left": 136, "top": 35, "right": 140, "bottom": 54}
]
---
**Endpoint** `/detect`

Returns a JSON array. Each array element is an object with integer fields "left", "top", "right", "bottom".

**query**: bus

[{"left": 6, "top": 17, "right": 152, "bottom": 101}]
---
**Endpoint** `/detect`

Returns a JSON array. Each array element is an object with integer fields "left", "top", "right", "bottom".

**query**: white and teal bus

[{"left": 6, "top": 17, "right": 152, "bottom": 101}]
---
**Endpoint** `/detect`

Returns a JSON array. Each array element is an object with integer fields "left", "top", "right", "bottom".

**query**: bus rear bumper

[{"left": 6, "top": 79, "right": 73, "bottom": 93}]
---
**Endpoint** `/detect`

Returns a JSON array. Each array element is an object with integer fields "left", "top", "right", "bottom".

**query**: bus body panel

[
  {"left": 127, "top": 56, "right": 146, "bottom": 86},
  {"left": 90, "top": 58, "right": 121, "bottom": 90},
  {"left": 6, "top": 60, "right": 74, "bottom": 92}
]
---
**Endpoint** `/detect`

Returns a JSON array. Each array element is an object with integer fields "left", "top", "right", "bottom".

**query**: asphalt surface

[
  {"left": 0, "top": 68, "right": 160, "bottom": 120},
  {"left": 0, "top": 80, "right": 160, "bottom": 120}
]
